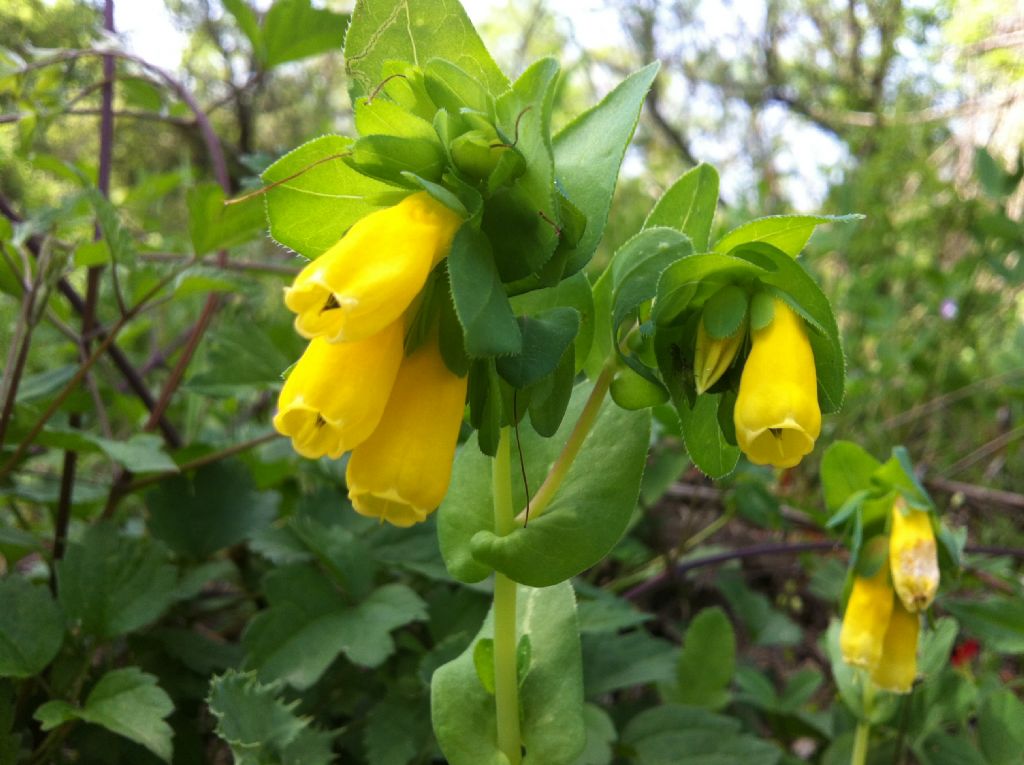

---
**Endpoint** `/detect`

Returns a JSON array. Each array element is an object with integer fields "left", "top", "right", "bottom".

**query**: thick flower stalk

[
  {"left": 346, "top": 339, "right": 468, "bottom": 527},
  {"left": 840, "top": 560, "right": 894, "bottom": 670},
  {"left": 733, "top": 299, "right": 821, "bottom": 468},
  {"left": 870, "top": 598, "right": 920, "bottom": 693},
  {"left": 274, "top": 191, "right": 468, "bottom": 527},
  {"left": 284, "top": 192, "right": 463, "bottom": 343},
  {"left": 889, "top": 499, "right": 939, "bottom": 612}
]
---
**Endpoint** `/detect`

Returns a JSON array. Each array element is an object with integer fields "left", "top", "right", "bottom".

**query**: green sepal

[
  {"left": 496, "top": 307, "right": 579, "bottom": 388},
  {"left": 437, "top": 271, "right": 471, "bottom": 377},
  {"left": 511, "top": 272, "right": 594, "bottom": 373},
  {"left": 346, "top": 134, "right": 446, "bottom": 186},
  {"left": 353, "top": 95, "right": 437, "bottom": 141},
  {"left": 527, "top": 344, "right": 575, "bottom": 437},
  {"left": 424, "top": 58, "right": 494, "bottom": 117},
  {"left": 701, "top": 284, "right": 748, "bottom": 340},
  {"left": 468, "top": 360, "right": 503, "bottom": 457}
]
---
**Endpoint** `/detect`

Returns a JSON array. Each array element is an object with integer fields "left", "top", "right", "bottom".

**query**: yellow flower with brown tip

[
  {"left": 733, "top": 299, "right": 821, "bottom": 468},
  {"left": 889, "top": 499, "right": 939, "bottom": 612},
  {"left": 694, "top": 317, "right": 744, "bottom": 395},
  {"left": 272, "top": 322, "right": 405, "bottom": 459},
  {"left": 346, "top": 339, "right": 468, "bottom": 528},
  {"left": 284, "top": 192, "right": 463, "bottom": 343},
  {"left": 840, "top": 559, "right": 894, "bottom": 670},
  {"left": 870, "top": 598, "right": 920, "bottom": 693}
]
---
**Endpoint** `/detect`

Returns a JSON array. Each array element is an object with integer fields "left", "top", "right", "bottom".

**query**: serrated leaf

[
  {"left": 146, "top": 460, "right": 278, "bottom": 559},
  {"left": 713, "top": 214, "right": 862, "bottom": 258},
  {"left": 496, "top": 307, "right": 578, "bottom": 389},
  {"left": 187, "top": 182, "right": 265, "bottom": 256},
  {"left": 365, "top": 694, "right": 430, "bottom": 765},
  {"left": 37, "top": 667, "right": 174, "bottom": 763},
  {"left": 0, "top": 577, "right": 64, "bottom": 679},
  {"left": 448, "top": 225, "right": 522, "bottom": 357},
  {"left": 432, "top": 582, "right": 585, "bottom": 765},
  {"left": 644, "top": 163, "right": 719, "bottom": 252},
  {"left": 93, "top": 432, "right": 178, "bottom": 474},
  {"left": 554, "top": 62, "right": 660, "bottom": 275},
  {"left": 57, "top": 523, "right": 179, "bottom": 639},
  {"left": 262, "top": 134, "right": 398, "bottom": 259},
  {"left": 344, "top": 0, "right": 508, "bottom": 100},
  {"left": 672, "top": 607, "right": 735, "bottom": 710}
]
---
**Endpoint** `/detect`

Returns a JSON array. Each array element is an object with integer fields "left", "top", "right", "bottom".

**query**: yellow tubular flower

[
  {"left": 870, "top": 597, "right": 920, "bottom": 694},
  {"left": 694, "top": 318, "right": 744, "bottom": 394},
  {"left": 840, "top": 561, "right": 894, "bottom": 670},
  {"left": 273, "top": 321, "right": 405, "bottom": 459},
  {"left": 346, "top": 340, "right": 468, "bottom": 527},
  {"left": 733, "top": 299, "right": 821, "bottom": 468},
  {"left": 284, "top": 192, "right": 463, "bottom": 343},
  {"left": 889, "top": 499, "right": 940, "bottom": 612}
]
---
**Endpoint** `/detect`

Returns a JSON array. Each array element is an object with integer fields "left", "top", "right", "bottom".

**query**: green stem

[
  {"left": 492, "top": 428, "right": 522, "bottom": 765},
  {"left": 851, "top": 680, "right": 876, "bottom": 765},
  {"left": 513, "top": 362, "right": 614, "bottom": 524}
]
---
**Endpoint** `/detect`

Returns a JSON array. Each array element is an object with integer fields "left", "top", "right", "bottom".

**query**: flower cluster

[
  {"left": 274, "top": 192, "right": 468, "bottom": 526},
  {"left": 694, "top": 298, "right": 822, "bottom": 469},
  {"left": 839, "top": 498, "right": 940, "bottom": 693}
]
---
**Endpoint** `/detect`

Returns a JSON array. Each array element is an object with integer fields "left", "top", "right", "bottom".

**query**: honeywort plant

[{"left": 261, "top": 0, "right": 853, "bottom": 762}]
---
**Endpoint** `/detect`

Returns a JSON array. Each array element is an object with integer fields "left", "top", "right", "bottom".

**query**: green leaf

[
  {"left": 223, "top": 0, "right": 264, "bottom": 59},
  {"left": 448, "top": 225, "right": 522, "bottom": 357},
  {"left": 263, "top": 0, "right": 348, "bottom": 67},
  {"left": 621, "top": 704, "right": 781, "bottom": 765},
  {"left": 582, "top": 630, "right": 677, "bottom": 697},
  {"left": 820, "top": 441, "right": 882, "bottom": 514},
  {"left": 943, "top": 597, "right": 1024, "bottom": 654},
  {"left": 57, "top": 523, "right": 179, "bottom": 639},
  {"left": 365, "top": 694, "right": 431, "bottom": 765},
  {"left": 37, "top": 667, "right": 174, "bottom": 763},
  {"left": 187, "top": 182, "right": 265, "bottom": 256},
  {"left": 496, "top": 307, "right": 579, "bottom": 388},
  {"left": 918, "top": 617, "right": 959, "bottom": 679},
  {"left": 93, "top": 432, "right": 178, "bottom": 474},
  {"left": 644, "top": 163, "right": 719, "bottom": 252},
  {"left": 262, "top": 134, "right": 398, "bottom": 259},
  {"left": 918, "top": 733, "right": 989, "bottom": 765},
  {"left": 431, "top": 581, "right": 586, "bottom": 765},
  {"left": 208, "top": 669, "right": 335, "bottom": 765},
  {"left": 146, "top": 460, "right": 279, "bottom": 559},
  {"left": 713, "top": 214, "right": 862, "bottom": 258},
  {"left": 572, "top": 703, "right": 616, "bottom": 765},
  {"left": 672, "top": 607, "right": 735, "bottom": 710},
  {"left": 85, "top": 188, "right": 135, "bottom": 266},
  {"left": 74, "top": 239, "right": 109, "bottom": 267},
  {"left": 701, "top": 284, "right": 747, "bottom": 340},
  {"left": 553, "top": 62, "right": 660, "bottom": 275},
  {"left": 348, "top": 134, "right": 446, "bottom": 186},
  {"left": 511, "top": 271, "right": 595, "bottom": 373},
  {"left": 186, "top": 314, "right": 298, "bottom": 396},
  {"left": 716, "top": 570, "right": 800, "bottom": 646},
  {"left": 527, "top": 343, "right": 575, "bottom": 436},
  {"left": 438, "top": 383, "right": 650, "bottom": 586},
  {"left": 978, "top": 688, "right": 1024, "bottom": 765},
  {"left": 243, "top": 566, "right": 426, "bottom": 689},
  {"left": 0, "top": 577, "right": 64, "bottom": 679},
  {"left": 344, "top": 0, "right": 508, "bottom": 100},
  {"left": 354, "top": 95, "right": 438, "bottom": 141}
]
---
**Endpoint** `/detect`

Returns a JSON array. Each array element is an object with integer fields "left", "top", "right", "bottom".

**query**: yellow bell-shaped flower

[
  {"left": 346, "top": 339, "right": 468, "bottom": 527},
  {"left": 284, "top": 192, "right": 463, "bottom": 344},
  {"left": 733, "top": 299, "right": 821, "bottom": 468},
  {"left": 840, "top": 560, "right": 894, "bottom": 670},
  {"left": 870, "top": 597, "right": 920, "bottom": 694},
  {"left": 694, "top": 317, "right": 744, "bottom": 395},
  {"left": 272, "top": 321, "right": 405, "bottom": 459},
  {"left": 889, "top": 499, "right": 939, "bottom": 612}
]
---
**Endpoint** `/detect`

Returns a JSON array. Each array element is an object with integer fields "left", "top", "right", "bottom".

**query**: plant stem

[
  {"left": 851, "top": 681, "right": 875, "bottom": 765},
  {"left": 513, "top": 361, "right": 614, "bottom": 524},
  {"left": 492, "top": 428, "right": 522, "bottom": 765}
]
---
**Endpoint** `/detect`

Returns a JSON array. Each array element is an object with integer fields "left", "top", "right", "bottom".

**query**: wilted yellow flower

[
  {"left": 346, "top": 339, "right": 468, "bottom": 527},
  {"left": 694, "top": 318, "right": 744, "bottom": 394},
  {"left": 870, "top": 598, "right": 920, "bottom": 693},
  {"left": 272, "top": 321, "right": 405, "bottom": 459},
  {"left": 889, "top": 499, "right": 939, "bottom": 612},
  {"left": 733, "top": 299, "right": 821, "bottom": 468},
  {"left": 284, "top": 191, "right": 462, "bottom": 343},
  {"left": 840, "top": 560, "right": 894, "bottom": 670}
]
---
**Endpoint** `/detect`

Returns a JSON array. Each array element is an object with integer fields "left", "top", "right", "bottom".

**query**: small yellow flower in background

[
  {"left": 284, "top": 191, "right": 463, "bottom": 343},
  {"left": 870, "top": 598, "right": 920, "bottom": 693},
  {"left": 733, "top": 299, "right": 821, "bottom": 468},
  {"left": 273, "top": 321, "right": 405, "bottom": 459},
  {"left": 889, "top": 498, "right": 939, "bottom": 612},
  {"left": 694, "top": 318, "right": 744, "bottom": 395},
  {"left": 840, "top": 559, "right": 894, "bottom": 670},
  {"left": 346, "top": 339, "right": 468, "bottom": 527}
]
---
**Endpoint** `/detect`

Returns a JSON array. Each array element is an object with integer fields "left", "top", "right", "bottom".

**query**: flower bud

[
  {"left": 840, "top": 561, "right": 894, "bottom": 670},
  {"left": 733, "top": 299, "right": 821, "bottom": 468},
  {"left": 694, "top": 317, "right": 744, "bottom": 394},
  {"left": 284, "top": 191, "right": 462, "bottom": 344},
  {"left": 273, "top": 322, "right": 405, "bottom": 459},
  {"left": 451, "top": 129, "right": 502, "bottom": 179},
  {"left": 870, "top": 597, "right": 920, "bottom": 693},
  {"left": 889, "top": 499, "right": 939, "bottom": 612},
  {"left": 346, "top": 339, "right": 468, "bottom": 527}
]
